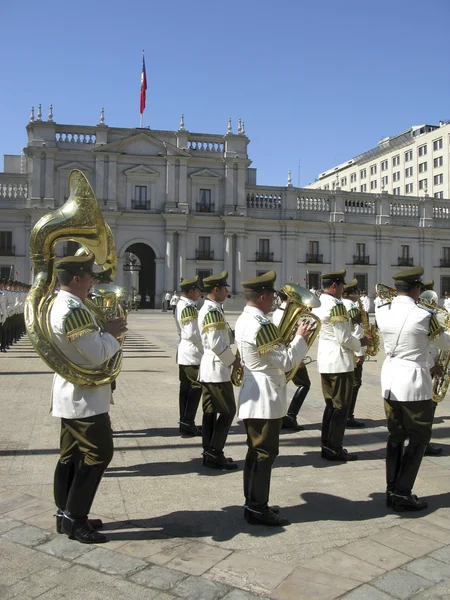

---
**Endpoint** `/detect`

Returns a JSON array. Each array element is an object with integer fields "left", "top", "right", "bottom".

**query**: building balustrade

[
  {"left": 131, "top": 199, "right": 151, "bottom": 210},
  {"left": 196, "top": 249, "right": 214, "bottom": 260},
  {"left": 187, "top": 139, "right": 224, "bottom": 153},
  {"left": 55, "top": 130, "right": 97, "bottom": 144},
  {"left": 196, "top": 202, "right": 214, "bottom": 213},
  {"left": 353, "top": 255, "right": 370, "bottom": 265},
  {"left": 440, "top": 259, "right": 450, "bottom": 267},
  {"left": 247, "top": 191, "right": 282, "bottom": 210},
  {"left": 398, "top": 257, "right": 414, "bottom": 266},
  {"left": 306, "top": 253, "right": 323, "bottom": 263},
  {"left": 0, "top": 246, "right": 15, "bottom": 256},
  {"left": 0, "top": 176, "right": 28, "bottom": 200},
  {"left": 255, "top": 252, "right": 274, "bottom": 262}
]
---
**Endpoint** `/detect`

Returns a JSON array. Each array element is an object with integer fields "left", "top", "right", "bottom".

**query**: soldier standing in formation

[
  {"left": 0, "top": 279, "right": 28, "bottom": 352},
  {"left": 198, "top": 271, "right": 240, "bottom": 470},
  {"left": 376, "top": 267, "right": 450, "bottom": 511},
  {"left": 312, "top": 270, "right": 370, "bottom": 462},
  {"left": 235, "top": 271, "right": 314, "bottom": 526},
  {"left": 175, "top": 276, "right": 203, "bottom": 436}
]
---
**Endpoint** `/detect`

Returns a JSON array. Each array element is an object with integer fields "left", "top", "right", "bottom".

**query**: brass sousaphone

[{"left": 25, "top": 170, "right": 124, "bottom": 386}]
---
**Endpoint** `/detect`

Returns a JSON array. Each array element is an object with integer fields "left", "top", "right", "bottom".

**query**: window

[
  {"left": 434, "top": 156, "right": 443, "bottom": 168},
  {"left": 392, "top": 155, "right": 400, "bottom": 167},
  {"left": 381, "top": 160, "right": 388, "bottom": 171},
  {"left": 441, "top": 276, "right": 450, "bottom": 297},
  {"left": 340, "top": 177, "right": 346, "bottom": 186},
  {"left": 350, "top": 187, "right": 357, "bottom": 192},
  {"left": 381, "top": 176, "right": 389, "bottom": 187},
  {"left": 405, "top": 167, "right": 413, "bottom": 178},
  {"left": 360, "top": 169, "right": 366, "bottom": 179},
  {"left": 197, "top": 269, "right": 213, "bottom": 280},
  {"left": 197, "top": 237, "right": 211, "bottom": 260},
  {"left": 419, "top": 179, "right": 427, "bottom": 190},
  {"left": 393, "top": 171, "right": 400, "bottom": 182},
  {"left": 0, "top": 266, "right": 11, "bottom": 280},
  {"left": 433, "top": 138, "right": 443, "bottom": 151},
  {"left": 370, "top": 180, "right": 377, "bottom": 190},
  {"left": 198, "top": 189, "right": 212, "bottom": 211},
  {"left": 435, "top": 191, "right": 444, "bottom": 199},
  {"left": 405, "top": 183, "right": 414, "bottom": 193},
  {"left": 0, "top": 231, "right": 13, "bottom": 256},
  {"left": 434, "top": 174, "right": 444, "bottom": 185},
  {"left": 307, "top": 272, "right": 321, "bottom": 290},
  {"left": 350, "top": 173, "right": 357, "bottom": 183},
  {"left": 400, "top": 245, "right": 410, "bottom": 264},
  {"left": 370, "top": 165, "right": 377, "bottom": 175},
  {"left": 393, "top": 187, "right": 400, "bottom": 195},
  {"left": 133, "top": 185, "right": 147, "bottom": 209},
  {"left": 419, "top": 162, "right": 427, "bottom": 173},
  {"left": 405, "top": 150, "right": 413, "bottom": 162},
  {"left": 418, "top": 145, "right": 427, "bottom": 157},
  {"left": 324, "top": 184, "right": 329, "bottom": 190},
  {"left": 360, "top": 183, "right": 367, "bottom": 192},
  {"left": 443, "top": 248, "right": 450, "bottom": 266},
  {"left": 309, "top": 241, "right": 319, "bottom": 255},
  {"left": 256, "top": 239, "right": 273, "bottom": 261},
  {"left": 354, "top": 273, "right": 368, "bottom": 293}
]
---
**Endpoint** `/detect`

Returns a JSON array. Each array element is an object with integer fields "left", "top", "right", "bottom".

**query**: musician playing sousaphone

[
  {"left": 25, "top": 170, "right": 127, "bottom": 544},
  {"left": 235, "top": 270, "right": 315, "bottom": 527}
]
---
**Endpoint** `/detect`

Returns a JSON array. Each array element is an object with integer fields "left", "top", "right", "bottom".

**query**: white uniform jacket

[
  {"left": 342, "top": 298, "right": 365, "bottom": 358},
  {"left": 175, "top": 296, "right": 203, "bottom": 366},
  {"left": 312, "top": 293, "right": 361, "bottom": 374},
  {"left": 50, "top": 290, "right": 121, "bottom": 419},
  {"left": 0, "top": 292, "right": 7, "bottom": 324},
  {"left": 235, "top": 306, "right": 308, "bottom": 419},
  {"left": 198, "top": 298, "right": 235, "bottom": 383},
  {"left": 376, "top": 295, "right": 450, "bottom": 402}
]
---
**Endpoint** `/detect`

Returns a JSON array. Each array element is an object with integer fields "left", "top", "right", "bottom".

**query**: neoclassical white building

[{"left": 1, "top": 106, "right": 450, "bottom": 307}]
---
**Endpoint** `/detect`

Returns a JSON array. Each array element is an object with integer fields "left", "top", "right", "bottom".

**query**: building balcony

[
  {"left": 131, "top": 199, "right": 151, "bottom": 210},
  {"left": 440, "top": 259, "right": 450, "bottom": 267},
  {"left": 353, "top": 255, "right": 370, "bottom": 265},
  {"left": 0, "top": 246, "right": 15, "bottom": 256},
  {"left": 255, "top": 252, "right": 274, "bottom": 262},
  {"left": 196, "top": 250, "right": 214, "bottom": 260},
  {"left": 306, "top": 253, "right": 323, "bottom": 263},
  {"left": 398, "top": 257, "right": 414, "bottom": 266},
  {"left": 196, "top": 202, "right": 215, "bottom": 213}
]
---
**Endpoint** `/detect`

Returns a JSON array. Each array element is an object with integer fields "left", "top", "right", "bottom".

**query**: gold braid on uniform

[
  {"left": 429, "top": 313, "right": 445, "bottom": 340},
  {"left": 202, "top": 309, "right": 226, "bottom": 333},
  {"left": 64, "top": 308, "right": 97, "bottom": 341},
  {"left": 181, "top": 306, "right": 198, "bottom": 325},
  {"left": 330, "top": 303, "right": 349, "bottom": 324},
  {"left": 256, "top": 323, "right": 282, "bottom": 355}
]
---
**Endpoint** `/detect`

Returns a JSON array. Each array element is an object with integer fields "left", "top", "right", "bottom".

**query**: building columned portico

[{"left": 1, "top": 108, "right": 450, "bottom": 306}]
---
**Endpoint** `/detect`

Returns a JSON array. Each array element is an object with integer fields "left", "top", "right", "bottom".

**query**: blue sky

[{"left": 1, "top": 0, "right": 449, "bottom": 187}]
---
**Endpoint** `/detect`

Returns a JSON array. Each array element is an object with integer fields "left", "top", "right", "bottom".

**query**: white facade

[
  {"left": 307, "top": 122, "right": 450, "bottom": 201},
  {"left": 1, "top": 108, "right": 450, "bottom": 307}
]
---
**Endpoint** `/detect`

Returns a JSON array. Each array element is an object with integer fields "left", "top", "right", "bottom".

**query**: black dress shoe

[
  {"left": 61, "top": 515, "right": 108, "bottom": 543},
  {"left": 244, "top": 507, "right": 289, "bottom": 527},
  {"left": 204, "top": 451, "right": 238, "bottom": 470},
  {"left": 179, "top": 423, "right": 202, "bottom": 436},
  {"left": 321, "top": 447, "right": 358, "bottom": 461},
  {"left": 386, "top": 492, "right": 393, "bottom": 507},
  {"left": 424, "top": 443, "right": 443, "bottom": 456},
  {"left": 56, "top": 510, "right": 103, "bottom": 534},
  {"left": 346, "top": 417, "right": 365, "bottom": 428},
  {"left": 392, "top": 494, "right": 428, "bottom": 512},
  {"left": 282, "top": 416, "right": 304, "bottom": 431}
]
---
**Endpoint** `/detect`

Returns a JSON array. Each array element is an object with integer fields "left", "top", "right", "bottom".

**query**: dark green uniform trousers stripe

[{"left": 320, "top": 371, "right": 354, "bottom": 451}]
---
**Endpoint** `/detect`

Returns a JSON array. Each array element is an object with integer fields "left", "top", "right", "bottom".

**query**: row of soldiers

[
  {"left": 0, "top": 279, "right": 29, "bottom": 352},
  {"left": 175, "top": 267, "right": 449, "bottom": 525}
]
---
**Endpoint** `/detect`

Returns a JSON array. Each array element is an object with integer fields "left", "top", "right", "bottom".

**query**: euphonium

[
  {"left": 375, "top": 283, "right": 397, "bottom": 303},
  {"left": 25, "top": 170, "right": 123, "bottom": 386}
]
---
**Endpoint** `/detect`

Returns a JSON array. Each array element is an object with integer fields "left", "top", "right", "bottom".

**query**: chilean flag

[{"left": 140, "top": 55, "right": 147, "bottom": 115}]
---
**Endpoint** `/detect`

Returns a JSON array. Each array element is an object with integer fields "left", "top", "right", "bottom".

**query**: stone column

[
  {"left": 330, "top": 227, "right": 346, "bottom": 271},
  {"left": 95, "top": 155, "right": 105, "bottom": 205},
  {"left": 155, "top": 258, "right": 165, "bottom": 308},
  {"left": 116, "top": 256, "right": 125, "bottom": 287},
  {"left": 30, "top": 152, "right": 42, "bottom": 205},
  {"left": 235, "top": 232, "right": 247, "bottom": 284},
  {"left": 178, "top": 230, "right": 187, "bottom": 283},
  {"left": 283, "top": 232, "right": 297, "bottom": 284},
  {"left": 376, "top": 231, "right": 392, "bottom": 285},
  {"left": 107, "top": 155, "right": 117, "bottom": 210},
  {"left": 224, "top": 231, "right": 234, "bottom": 292},
  {"left": 43, "top": 151, "right": 55, "bottom": 206},
  {"left": 165, "top": 230, "right": 175, "bottom": 293}
]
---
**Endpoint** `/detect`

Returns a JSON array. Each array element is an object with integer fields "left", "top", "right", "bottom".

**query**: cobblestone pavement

[{"left": 1, "top": 310, "right": 450, "bottom": 599}]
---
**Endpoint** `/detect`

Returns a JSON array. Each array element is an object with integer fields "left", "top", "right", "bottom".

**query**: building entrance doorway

[{"left": 123, "top": 242, "right": 156, "bottom": 308}]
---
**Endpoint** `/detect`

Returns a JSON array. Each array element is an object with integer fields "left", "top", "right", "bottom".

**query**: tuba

[
  {"left": 375, "top": 283, "right": 397, "bottom": 303},
  {"left": 231, "top": 284, "right": 321, "bottom": 386},
  {"left": 25, "top": 170, "right": 124, "bottom": 386}
]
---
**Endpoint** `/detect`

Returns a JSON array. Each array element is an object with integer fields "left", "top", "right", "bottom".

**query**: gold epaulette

[
  {"left": 330, "top": 303, "right": 349, "bottom": 324},
  {"left": 429, "top": 314, "right": 445, "bottom": 340},
  {"left": 348, "top": 307, "right": 361, "bottom": 320},
  {"left": 256, "top": 322, "right": 282, "bottom": 355},
  {"left": 202, "top": 309, "right": 225, "bottom": 333},
  {"left": 181, "top": 305, "right": 198, "bottom": 324},
  {"left": 64, "top": 308, "right": 96, "bottom": 341}
]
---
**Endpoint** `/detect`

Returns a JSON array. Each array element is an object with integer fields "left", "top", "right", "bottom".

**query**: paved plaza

[{"left": 1, "top": 310, "right": 450, "bottom": 599}]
